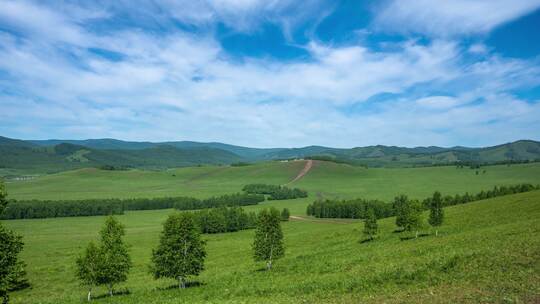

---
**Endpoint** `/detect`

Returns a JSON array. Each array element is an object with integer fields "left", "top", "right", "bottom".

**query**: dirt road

[{"left": 286, "top": 160, "right": 313, "bottom": 184}]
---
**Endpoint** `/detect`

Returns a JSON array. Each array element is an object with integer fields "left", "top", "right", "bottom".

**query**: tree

[
  {"left": 0, "top": 182, "right": 7, "bottom": 215},
  {"left": 428, "top": 191, "right": 444, "bottom": 236},
  {"left": 363, "top": 208, "right": 378, "bottom": 241},
  {"left": 98, "top": 216, "right": 131, "bottom": 296},
  {"left": 76, "top": 242, "right": 102, "bottom": 301},
  {"left": 403, "top": 200, "right": 424, "bottom": 238},
  {"left": 253, "top": 208, "right": 284, "bottom": 270},
  {"left": 151, "top": 213, "right": 206, "bottom": 289},
  {"left": 280, "top": 208, "right": 290, "bottom": 221},
  {"left": 0, "top": 181, "right": 27, "bottom": 304},
  {"left": 393, "top": 195, "right": 410, "bottom": 231}
]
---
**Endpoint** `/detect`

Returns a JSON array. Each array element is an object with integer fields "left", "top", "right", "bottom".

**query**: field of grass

[
  {"left": 3, "top": 190, "right": 539, "bottom": 303},
  {"left": 3, "top": 161, "right": 540, "bottom": 303},
  {"left": 6, "top": 161, "right": 540, "bottom": 201}
]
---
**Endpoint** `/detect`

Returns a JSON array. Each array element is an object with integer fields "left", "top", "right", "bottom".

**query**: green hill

[
  {"left": 6, "top": 160, "right": 540, "bottom": 202},
  {"left": 4, "top": 187, "right": 540, "bottom": 303},
  {"left": 0, "top": 137, "right": 243, "bottom": 175},
  {"left": 3, "top": 136, "right": 540, "bottom": 175}
]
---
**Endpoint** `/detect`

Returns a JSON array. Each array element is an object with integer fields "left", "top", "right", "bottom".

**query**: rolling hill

[
  {"left": 2, "top": 136, "right": 540, "bottom": 175},
  {"left": 0, "top": 137, "right": 242, "bottom": 174}
]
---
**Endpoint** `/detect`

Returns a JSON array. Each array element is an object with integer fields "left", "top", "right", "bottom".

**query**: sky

[{"left": 0, "top": 0, "right": 539, "bottom": 148}]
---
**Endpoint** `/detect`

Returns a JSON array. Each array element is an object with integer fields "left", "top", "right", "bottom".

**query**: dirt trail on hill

[{"left": 286, "top": 160, "right": 313, "bottom": 185}]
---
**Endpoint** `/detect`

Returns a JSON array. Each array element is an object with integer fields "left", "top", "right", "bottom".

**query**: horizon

[
  {"left": 5, "top": 135, "right": 539, "bottom": 150},
  {"left": 1, "top": 1, "right": 540, "bottom": 147}
]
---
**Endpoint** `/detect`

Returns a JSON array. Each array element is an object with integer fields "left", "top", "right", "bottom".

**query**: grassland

[
  {"left": 6, "top": 161, "right": 540, "bottom": 201},
  {"left": 3, "top": 161, "right": 540, "bottom": 303}
]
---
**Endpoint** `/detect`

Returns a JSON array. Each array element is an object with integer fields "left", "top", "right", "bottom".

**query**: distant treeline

[
  {"left": 417, "top": 159, "right": 540, "bottom": 169},
  {"left": 0, "top": 200, "right": 123, "bottom": 220},
  {"left": 307, "top": 199, "right": 393, "bottom": 219},
  {"left": 192, "top": 206, "right": 258, "bottom": 234},
  {"left": 307, "top": 183, "right": 540, "bottom": 219},
  {"left": 1, "top": 193, "right": 265, "bottom": 220},
  {"left": 242, "top": 184, "right": 308, "bottom": 200}
]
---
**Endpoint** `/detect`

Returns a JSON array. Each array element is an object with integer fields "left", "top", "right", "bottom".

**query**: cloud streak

[
  {"left": 374, "top": 0, "right": 540, "bottom": 37},
  {"left": 0, "top": 0, "right": 539, "bottom": 147}
]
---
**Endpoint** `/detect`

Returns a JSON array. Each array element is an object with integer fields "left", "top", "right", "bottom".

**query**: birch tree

[
  {"left": 253, "top": 208, "right": 284, "bottom": 270},
  {"left": 151, "top": 213, "right": 206, "bottom": 289}
]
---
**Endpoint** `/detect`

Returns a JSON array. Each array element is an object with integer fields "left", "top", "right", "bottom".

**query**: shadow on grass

[
  {"left": 359, "top": 238, "right": 376, "bottom": 244},
  {"left": 92, "top": 288, "right": 131, "bottom": 299},
  {"left": 255, "top": 267, "right": 272, "bottom": 272},
  {"left": 393, "top": 229, "right": 405, "bottom": 234},
  {"left": 156, "top": 281, "right": 205, "bottom": 291},
  {"left": 399, "top": 233, "right": 430, "bottom": 241}
]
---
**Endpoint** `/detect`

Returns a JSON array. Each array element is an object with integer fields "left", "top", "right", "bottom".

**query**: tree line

[
  {"left": 76, "top": 207, "right": 285, "bottom": 301},
  {"left": 1, "top": 193, "right": 265, "bottom": 220},
  {"left": 242, "top": 184, "right": 308, "bottom": 200},
  {"left": 193, "top": 206, "right": 289, "bottom": 234},
  {"left": 306, "top": 198, "right": 393, "bottom": 219},
  {"left": 192, "top": 207, "right": 257, "bottom": 234},
  {"left": 307, "top": 183, "right": 539, "bottom": 220}
]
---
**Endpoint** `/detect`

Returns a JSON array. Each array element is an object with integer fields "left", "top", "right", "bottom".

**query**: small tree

[
  {"left": 363, "top": 208, "right": 378, "bottom": 241},
  {"left": 99, "top": 216, "right": 131, "bottom": 296},
  {"left": 151, "top": 213, "right": 206, "bottom": 289},
  {"left": 404, "top": 200, "right": 424, "bottom": 238},
  {"left": 253, "top": 208, "right": 284, "bottom": 270},
  {"left": 393, "top": 195, "right": 410, "bottom": 231},
  {"left": 0, "top": 181, "right": 27, "bottom": 304},
  {"left": 428, "top": 191, "right": 444, "bottom": 236},
  {"left": 76, "top": 242, "right": 102, "bottom": 301},
  {"left": 280, "top": 208, "right": 290, "bottom": 221}
]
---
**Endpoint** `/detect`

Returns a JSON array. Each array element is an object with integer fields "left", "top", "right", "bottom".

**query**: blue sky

[{"left": 0, "top": 0, "right": 539, "bottom": 148}]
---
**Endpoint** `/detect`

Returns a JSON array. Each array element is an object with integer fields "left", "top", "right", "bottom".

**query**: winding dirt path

[{"left": 286, "top": 160, "right": 313, "bottom": 185}]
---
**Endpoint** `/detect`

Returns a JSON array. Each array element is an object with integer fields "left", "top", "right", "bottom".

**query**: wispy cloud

[
  {"left": 374, "top": 0, "right": 540, "bottom": 36},
  {"left": 0, "top": 0, "right": 539, "bottom": 147}
]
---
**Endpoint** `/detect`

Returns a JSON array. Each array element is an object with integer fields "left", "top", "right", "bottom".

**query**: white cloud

[
  {"left": 0, "top": 1, "right": 539, "bottom": 147},
  {"left": 468, "top": 43, "right": 489, "bottom": 55},
  {"left": 374, "top": 0, "right": 540, "bottom": 36}
]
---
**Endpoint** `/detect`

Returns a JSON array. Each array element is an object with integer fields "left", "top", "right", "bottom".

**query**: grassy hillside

[
  {"left": 0, "top": 137, "right": 243, "bottom": 175},
  {"left": 6, "top": 161, "right": 540, "bottom": 201},
  {"left": 3, "top": 190, "right": 539, "bottom": 303},
  {"left": 5, "top": 136, "right": 540, "bottom": 174}
]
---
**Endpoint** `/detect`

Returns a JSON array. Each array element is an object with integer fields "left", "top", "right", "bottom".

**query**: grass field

[
  {"left": 6, "top": 161, "right": 540, "bottom": 201},
  {"left": 3, "top": 161, "right": 540, "bottom": 303}
]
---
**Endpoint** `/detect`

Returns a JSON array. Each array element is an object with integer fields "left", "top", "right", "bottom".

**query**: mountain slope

[
  {"left": 1, "top": 137, "right": 243, "bottom": 174},
  {"left": 3, "top": 136, "right": 540, "bottom": 174}
]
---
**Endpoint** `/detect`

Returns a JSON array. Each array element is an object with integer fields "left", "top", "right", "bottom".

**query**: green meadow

[
  {"left": 3, "top": 161, "right": 540, "bottom": 303},
  {"left": 6, "top": 161, "right": 540, "bottom": 201}
]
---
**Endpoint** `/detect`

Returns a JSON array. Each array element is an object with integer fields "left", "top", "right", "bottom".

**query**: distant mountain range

[{"left": 1, "top": 136, "right": 540, "bottom": 175}]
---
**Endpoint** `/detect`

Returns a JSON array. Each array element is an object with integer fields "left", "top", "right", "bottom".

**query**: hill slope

[
  {"left": 0, "top": 137, "right": 243, "bottom": 174},
  {"left": 5, "top": 189, "right": 540, "bottom": 303},
  {"left": 3, "top": 136, "right": 540, "bottom": 174},
  {"left": 6, "top": 160, "right": 540, "bottom": 201}
]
